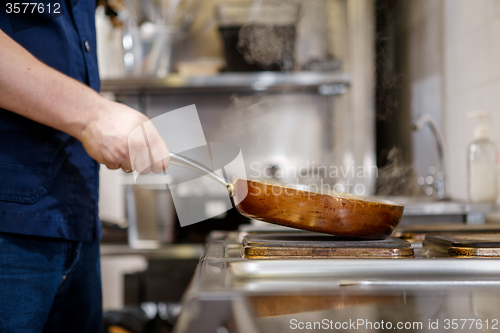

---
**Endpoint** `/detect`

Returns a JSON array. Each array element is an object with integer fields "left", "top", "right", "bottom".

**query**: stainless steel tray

[{"left": 228, "top": 259, "right": 500, "bottom": 281}]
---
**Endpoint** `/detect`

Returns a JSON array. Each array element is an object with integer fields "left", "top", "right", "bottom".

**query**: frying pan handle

[{"left": 168, "top": 152, "right": 231, "bottom": 189}]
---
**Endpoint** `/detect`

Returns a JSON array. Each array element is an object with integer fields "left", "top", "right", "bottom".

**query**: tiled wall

[
  {"left": 443, "top": 0, "right": 500, "bottom": 200},
  {"left": 407, "top": 0, "right": 500, "bottom": 200}
]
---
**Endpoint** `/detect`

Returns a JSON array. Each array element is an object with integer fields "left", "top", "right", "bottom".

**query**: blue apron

[{"left": 0, "top": 0, "right": 101, "bottom": 241}]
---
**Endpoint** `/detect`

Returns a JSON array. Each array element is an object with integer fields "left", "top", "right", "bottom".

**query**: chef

[{"left": 0, "top": 1, "right": 169, "bottom": 332}]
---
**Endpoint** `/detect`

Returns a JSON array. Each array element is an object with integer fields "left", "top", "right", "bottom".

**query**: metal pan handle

[{"left": 169, "top": 152, "right": 230, "bottom": 189}]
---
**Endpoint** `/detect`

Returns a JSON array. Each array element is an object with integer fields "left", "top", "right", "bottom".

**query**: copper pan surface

[{"left": 232, "top": 179, "right": 404, "bottom": 240}]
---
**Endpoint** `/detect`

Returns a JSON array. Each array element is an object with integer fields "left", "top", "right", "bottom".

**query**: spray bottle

[{"left": 467, "top": 111, "right": 499, "bottom": 203}]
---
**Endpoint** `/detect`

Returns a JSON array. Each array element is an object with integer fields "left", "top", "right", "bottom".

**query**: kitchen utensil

[
  {"left": 169, "top": 152, "right": 404, "bottom": 239},
  {"left": 126, "top": 184, "right": 175, "bottom": 249},
  {"left": 144, "top": 26, "right": 178, "bottom": 77}
]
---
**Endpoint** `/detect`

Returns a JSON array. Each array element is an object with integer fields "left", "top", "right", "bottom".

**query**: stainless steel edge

[
  {"left": 228, "top": 258, "right": 500, "bottom": 279},
  {"left": 100, "top": 71, "right": 351, "bottom": 94}
]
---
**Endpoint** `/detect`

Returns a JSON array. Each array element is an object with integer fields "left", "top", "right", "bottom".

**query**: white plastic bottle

[{"left": 467, "top": 111, "right": 499, "bottom": 203}]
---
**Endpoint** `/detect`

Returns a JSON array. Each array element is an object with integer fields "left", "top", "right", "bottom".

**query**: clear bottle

[{"left": 467, "top": 111, "right": 499, "bottom": 203}]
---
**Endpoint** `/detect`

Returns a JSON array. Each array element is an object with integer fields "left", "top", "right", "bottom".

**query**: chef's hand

[{"left": 78, "top": 99, "right": 170, "bottom": 174}]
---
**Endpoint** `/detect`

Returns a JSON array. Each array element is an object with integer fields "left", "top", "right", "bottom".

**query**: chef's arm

[{"left": 0, "top": 29, "right": 169, "bottom": 173}]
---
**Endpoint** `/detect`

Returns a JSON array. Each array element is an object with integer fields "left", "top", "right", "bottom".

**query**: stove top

[
  {"left": 176, "top": 227, "right": 500, "bottom": 333},
  {"left": 243, "top": 233, "right": 414, "bottom": 258},
  {"left": 423, "top": 232, "right": 500, "bottom": 257}
]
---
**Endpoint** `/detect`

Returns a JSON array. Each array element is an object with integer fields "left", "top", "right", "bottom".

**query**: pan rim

[{"left": 234, "top": 178, "right": 405, "bottom": 207}]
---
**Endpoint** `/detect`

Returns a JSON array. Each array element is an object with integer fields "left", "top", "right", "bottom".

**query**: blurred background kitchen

[{"left": 96, "top": 0, "right": 500, "bottom": 331}]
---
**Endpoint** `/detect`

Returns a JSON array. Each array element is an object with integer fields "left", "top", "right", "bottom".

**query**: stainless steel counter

[
  {"left": 174, "top": 231, "right": 500, "bottom": 333},
  {"left": 401, "top": 200, "right": 496, "bottom": 216}
]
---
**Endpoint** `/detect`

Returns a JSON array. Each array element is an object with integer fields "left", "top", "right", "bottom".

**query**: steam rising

[
  {"left": 221, "top": 95, "right": 276, "bottom": 136},
  {"left": 377, "top": 148, "right": 420, "bottom": 196},
  {"left": 220, "top": 93, "right": 327, "bottom": 181}
]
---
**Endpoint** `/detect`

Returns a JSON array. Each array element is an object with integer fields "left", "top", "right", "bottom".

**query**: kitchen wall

[
  {"left": 443, "top": 0, "right": 500, "bottom": 200},
  {"left": 403, "top": 0, "right": 500, "bottom": 201}
]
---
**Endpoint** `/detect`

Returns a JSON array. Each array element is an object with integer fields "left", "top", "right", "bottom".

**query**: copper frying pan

[{"left": 170, "top": 153, "right": 404, "bottom": 239}]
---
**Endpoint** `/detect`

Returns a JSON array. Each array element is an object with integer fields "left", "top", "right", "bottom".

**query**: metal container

[
  {"left": 216, "top": 2, "right": 299, "bottom": 71},
  {"left": 126, "top": 185, "right": 176, "bottom": 249}
]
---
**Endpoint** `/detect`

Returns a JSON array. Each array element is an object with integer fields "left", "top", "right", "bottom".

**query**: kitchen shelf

[
  {"left": 100, "top": 244, "right": 204, "bottom": 259},
  {"left": 100, "top": 71, "right": 350, "bottom": 95}
]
